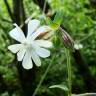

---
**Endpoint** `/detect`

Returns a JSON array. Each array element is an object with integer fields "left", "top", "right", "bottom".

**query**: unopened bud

[{"left": 59, "top": 27, "right": 74, "bottom": 50}]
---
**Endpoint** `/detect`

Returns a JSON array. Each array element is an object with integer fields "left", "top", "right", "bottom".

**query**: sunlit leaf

[
  {"left": 46, "top": 11, "right": 63, "bottom": 29},
  {"left": 49, "top": 84, "right": 69, "bottom": 92},
  {"left": 53, "top": 11, "right": 63, "bottom": 25}
]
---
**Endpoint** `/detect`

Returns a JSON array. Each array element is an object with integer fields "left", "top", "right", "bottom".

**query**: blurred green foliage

[{"left": 0, "top": 0, "right": 96, "bottom": 96}]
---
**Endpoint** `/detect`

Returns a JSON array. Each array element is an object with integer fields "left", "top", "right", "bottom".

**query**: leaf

[
  {"left": 46, "top": 17, "right": 59, "bottom": 29},
  {"left": 46, "top": 11, "right": 63, "bottom": 30},
  {"left": 49, "top": 84, "right": 69, "bottom": 92},
  {"left": 53, "top": 11, "right": 63, "bottom": 25}
]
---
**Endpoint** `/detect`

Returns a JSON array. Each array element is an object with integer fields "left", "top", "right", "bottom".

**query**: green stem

[
  {"left": 42, "top": 0, "right": 47, "bottom": 14},
  {"left": 32, "top": 56, "right": 55, "bottom": 96},
  {"left": 65, "top": 48, "right": 72, "bottom": 96},
  {"left": 78, "top": 32, "right": 93, "bottom": 43},
  {"left": 75, "top": 93, "right": 96, "bottom": 96}
]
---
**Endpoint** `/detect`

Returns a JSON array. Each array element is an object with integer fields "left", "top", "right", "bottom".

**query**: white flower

[
  {"left": 8, "top": 19, "right": 53, "bottom": 69},
  {"left": 74, "top": 43, "right": 83, "bottom": 50}
]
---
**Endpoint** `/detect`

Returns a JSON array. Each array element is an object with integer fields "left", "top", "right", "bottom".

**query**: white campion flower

[{"left": 8, "top": 19, "right": 53, "bottom": 69}]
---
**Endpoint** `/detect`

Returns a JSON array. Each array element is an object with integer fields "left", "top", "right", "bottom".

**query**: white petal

[
  {"left": 28, "top": 26, "right": 52, "bottom": 40},
  {"left": 33, "top": 40, "right": 53, "bottom": 48},
  {"left": 31, "top": 51, "right": 41, "bottom": 67},
  {"left": 28, "top": 31, "right": 41, "bottom": 41},
  {"left": 36, "top": 47, "right": 50, "bottom": 58},
  {"left": 8, "top": 44, "right": 23, "bottom": 53},
  {"left": 36, "top": 25, "right": 52, "bottom": 34},
  {"left": 22, "top": 51, "right": 33, "bottom": 69},
  {"left": 9, "top": 24, "right": 25, "bottom": 42},
  {"left": 27, "top": 19, "right": 40, "bottom": 36},
  {"left": 17, "top": 48, "right": 26, "bottom": 61}
]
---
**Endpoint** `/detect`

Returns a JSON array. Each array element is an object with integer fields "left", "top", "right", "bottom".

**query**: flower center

[{"left": 22, "top": 39, "right": 32, "bottom": 49}]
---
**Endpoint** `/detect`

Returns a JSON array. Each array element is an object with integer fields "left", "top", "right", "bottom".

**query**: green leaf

[
  {"left": 49, "top": 84, "right": 69, "bottom": 92},
  {"left": 46, "top": 11, "right": 63, "bottom": 30},
  {"left": 46, "top": 17, "right": 59, "bottom": 29},
  {"left": 53, "top": 11, "right": 63, "bottom": 25}
]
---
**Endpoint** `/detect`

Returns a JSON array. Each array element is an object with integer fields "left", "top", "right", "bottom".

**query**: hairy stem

[{"left": 65, "top": 48, "right": 72, "bottom": 96}]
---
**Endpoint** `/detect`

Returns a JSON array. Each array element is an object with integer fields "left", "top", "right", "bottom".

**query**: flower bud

[{"left": 60, "top": 27, "right": 74, "bottom": 50}]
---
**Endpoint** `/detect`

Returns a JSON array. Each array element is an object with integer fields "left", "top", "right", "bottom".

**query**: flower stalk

[
  {"left": 65, "top": 48, "right": 72, "bottom": 96},
  {"left": 59, "top": 26, "right": 73, "bottom": 96}
]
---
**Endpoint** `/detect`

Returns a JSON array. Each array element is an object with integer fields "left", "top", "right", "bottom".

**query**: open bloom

[{"left": 8, "top": 19, "right": 53, "bottom": 69}]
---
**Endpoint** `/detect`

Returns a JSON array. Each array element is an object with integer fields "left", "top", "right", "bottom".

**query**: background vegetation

[{"left": 0, "top": 0, "right": 96, "bottom": 96}]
